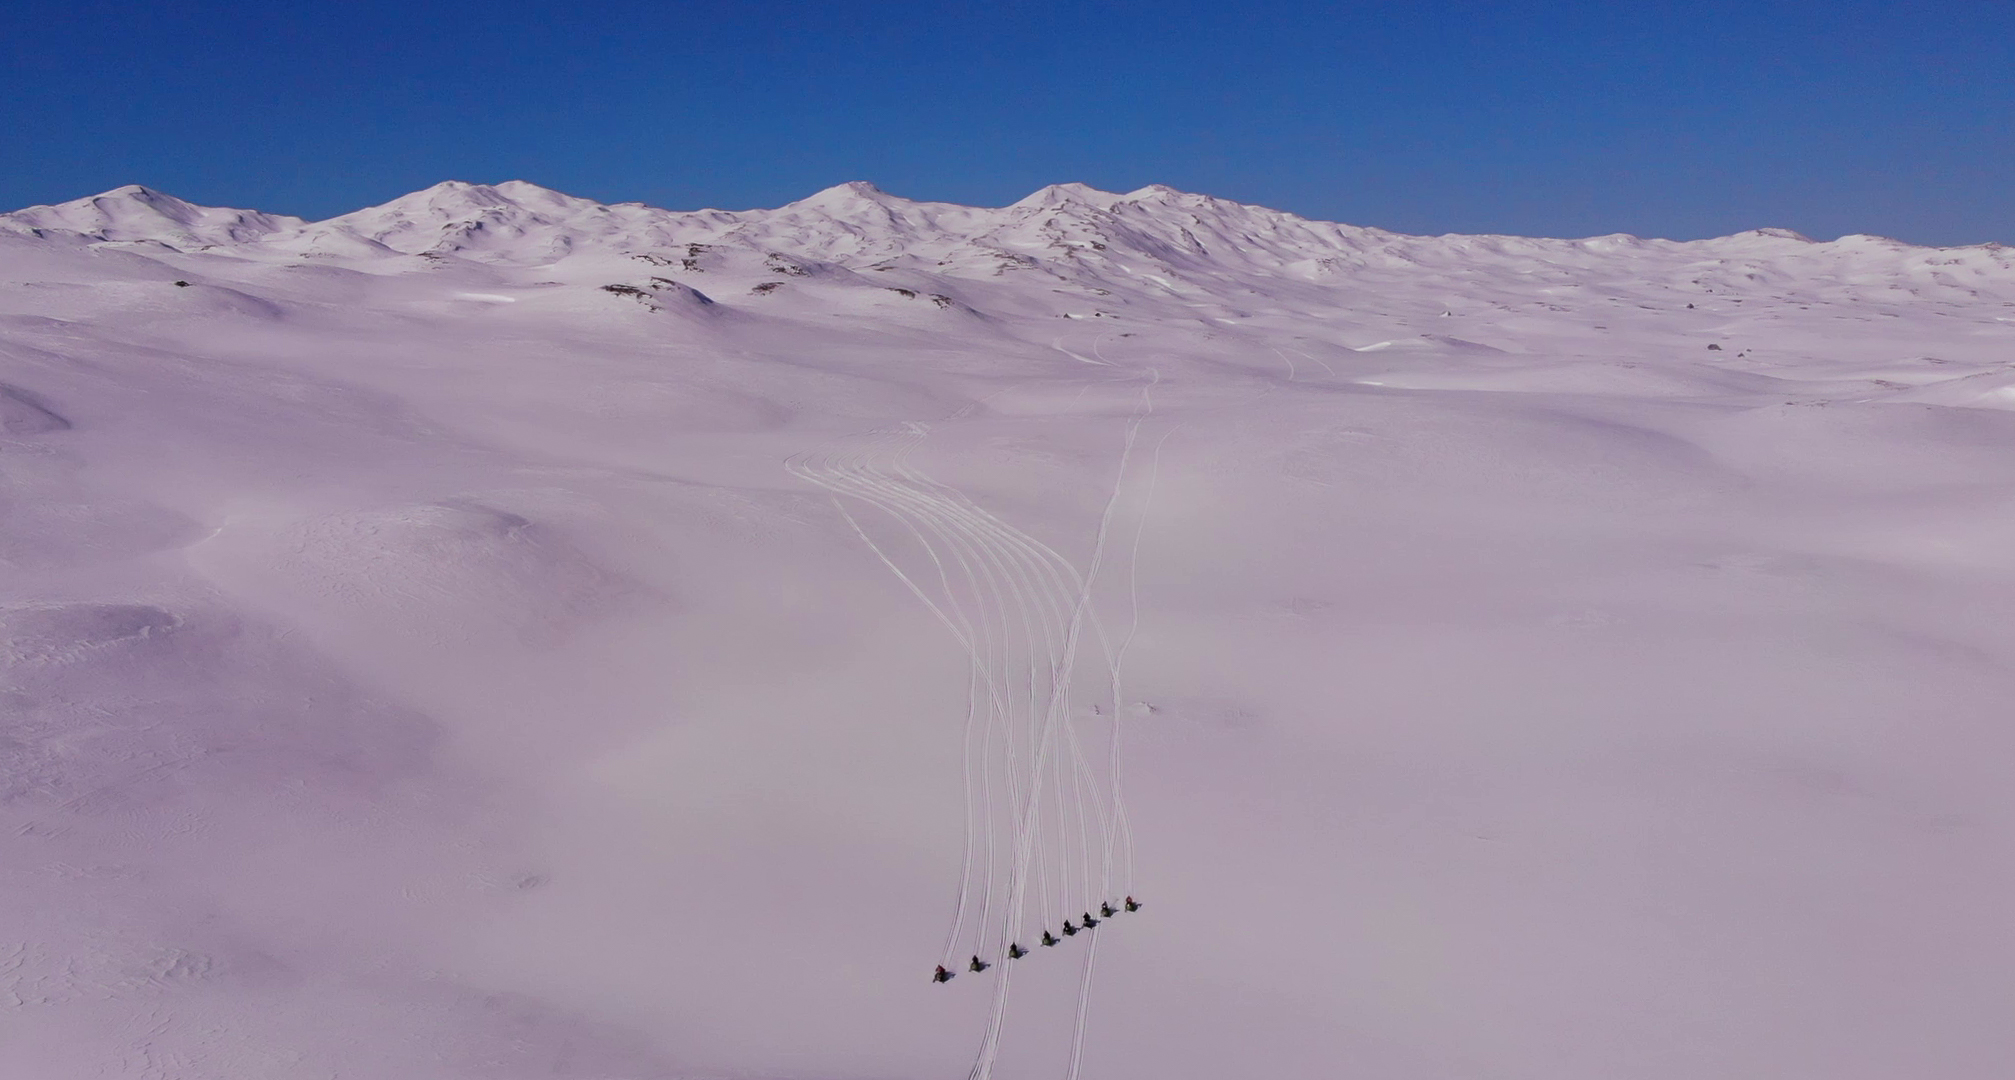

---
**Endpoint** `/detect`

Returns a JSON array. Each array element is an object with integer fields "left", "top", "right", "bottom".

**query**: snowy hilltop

[{"left": 3, "top": 181, "right": 2014, "bottom": 1080}]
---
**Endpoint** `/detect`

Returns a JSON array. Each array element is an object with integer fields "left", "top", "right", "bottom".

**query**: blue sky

[{"left": 5, "top": 0, "right": 2010, "bottom": 243}]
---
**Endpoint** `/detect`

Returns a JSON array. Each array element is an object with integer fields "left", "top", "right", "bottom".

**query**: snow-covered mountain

[
  {"left": 2, "top": 184, "right": 306, "bottom": 248},
  {"left": 4, "top": 181, "right": 2014, "bottom": 1080},
  {"left": 10, "top": 178, "right": 2009, "bottom": 291}
]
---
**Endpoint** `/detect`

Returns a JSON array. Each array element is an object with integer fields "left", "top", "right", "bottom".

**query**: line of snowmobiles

[{"left": 933, "top": 897, "right": 1141, "bottom": 982}]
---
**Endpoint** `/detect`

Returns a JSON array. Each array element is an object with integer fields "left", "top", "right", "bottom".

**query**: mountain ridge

[
  {"left": 5, "top": 181, "right": 2011, "bottom": 313},
  {"left": 2, "top": 179, "right": 1983, "bottom": 257}
]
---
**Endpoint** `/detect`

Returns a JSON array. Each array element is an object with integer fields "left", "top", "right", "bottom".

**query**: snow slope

[{"left": 2, "top": 180, "right": 2013, "bottom": 1079}]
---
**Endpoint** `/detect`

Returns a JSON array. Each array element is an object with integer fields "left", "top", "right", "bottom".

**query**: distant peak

[
  {"left": 85, "top": 185, "right": 194, "bottom": 210},
  {"left": 491, "top": 180, "right": 573, "bottom": 199},
  {"left": 1012, "top": 182, "right": 1126, "bottom": 210},
  {"left": 804, "top": 180, "right": 888, "bottom": 200},
  {"left": 408, "top": 180, "right": 516, "bottom": 204},
  {"left": 1, "top": 184, "right": 302, "bottom": 247},
  {"left": 782, "top": 181, "right": 917, "bottom": 216},
  {"left": 329, "top": 180, "right": 609, "bottom": 226},
  {"left": 1833, "top": 233, "right": 1910, "bottom": 248},
  {"left": 1732, "top": 227, "right": 1814, "bottom": 243},
  {"left": 489, "top": 180, "right": 604, "bottom": 213}
]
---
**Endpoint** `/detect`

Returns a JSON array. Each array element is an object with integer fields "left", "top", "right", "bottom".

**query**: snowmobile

[
  {"left": 1008, "top": 942, "right": 1027, "bottom": 959},
  {"left": 1081, "top": 911, "right": 1100, "bottom": 928},
  {"left": 969, "top": 955, "right": 990, "bottom": 973},
  {"left": 1124, "top": 896, "right": 1141, "bottom": 912},
  {"left": 1041, "top": 930, "right": 1059, "bottom": 947},
  {"left": 1062, "top": 921, "right": 1079, "bottom": 936},
  {"left": 1100, "top": 902, "right": 1117, "bottom": 918},
  {"left": 933, "top": 965, "right": 954, "bottom": 983}
]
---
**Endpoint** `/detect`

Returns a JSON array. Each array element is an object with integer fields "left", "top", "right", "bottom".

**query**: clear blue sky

[{"left": 5, "top": 0, "right": 2010, "bottom": 243}]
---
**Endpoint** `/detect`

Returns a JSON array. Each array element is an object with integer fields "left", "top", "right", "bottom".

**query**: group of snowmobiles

[{"left": 933, "top": 897, "right": 1141, "bottom": 982}]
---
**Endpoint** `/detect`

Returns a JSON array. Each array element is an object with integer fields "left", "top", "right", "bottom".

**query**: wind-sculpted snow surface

[{"left": 2, "top": 180, "right": 2014, "bottom": 1079}]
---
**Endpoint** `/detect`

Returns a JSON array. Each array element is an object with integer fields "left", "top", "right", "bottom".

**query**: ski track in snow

[{"left": 3, "top": 179, "right": 2015, "bottom": 1079}]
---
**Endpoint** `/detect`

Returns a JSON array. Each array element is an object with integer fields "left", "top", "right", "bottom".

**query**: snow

[{"left": 2, "top": 179, "right": 2013, "bottom": 1079}]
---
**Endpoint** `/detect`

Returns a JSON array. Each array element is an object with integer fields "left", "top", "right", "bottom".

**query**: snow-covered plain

[{"left": 3, "top": 179, "right": 2013, "bottom": 1079}]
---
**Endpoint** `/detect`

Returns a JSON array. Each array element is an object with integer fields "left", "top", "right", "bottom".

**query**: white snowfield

[{"left": 1, "top": 178, "right": 2012, "bottom": 1079}]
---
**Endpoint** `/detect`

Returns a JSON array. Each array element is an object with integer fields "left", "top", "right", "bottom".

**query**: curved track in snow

[{"left": 785, "top": 368, "right": 1162, "bottom": 1080}]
